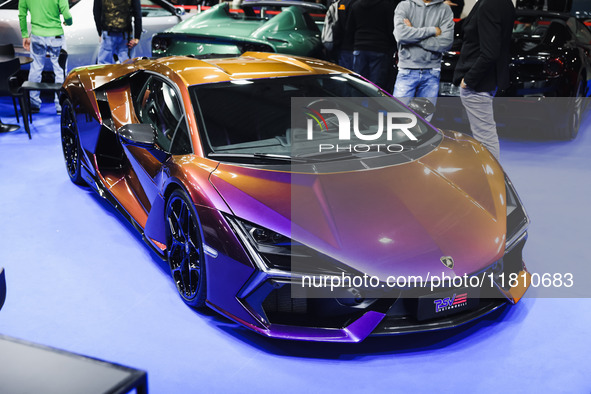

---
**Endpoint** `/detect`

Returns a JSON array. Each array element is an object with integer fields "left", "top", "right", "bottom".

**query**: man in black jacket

[
  {"left": 453, "top": 0, "right": 515, "bottom": 160},
  {"left": 348, "top": 0, "right": 399, "bottom": 90},
  {"left": 94, "top": 0, "right": 142, "bottom": 64}
]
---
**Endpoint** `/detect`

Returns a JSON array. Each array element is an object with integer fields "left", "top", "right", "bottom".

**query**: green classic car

[{"left": 152, "top": 1, "right": 325, "bottom": 58}]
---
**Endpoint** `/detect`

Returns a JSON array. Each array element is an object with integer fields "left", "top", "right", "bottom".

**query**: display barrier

[{"left": 0, "top": 335, "right": 148, "bottom": 394}]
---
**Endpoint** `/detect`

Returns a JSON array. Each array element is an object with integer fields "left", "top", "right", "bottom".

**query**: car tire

[
  {"left": 555, "top": 79, "right": 585, "bottom": 140},
  {"left": 165, "top": 188, "right": 207, "bottom": 308},
  {"left": 60, "top": 98, "right": 85, "bottom": 185}
]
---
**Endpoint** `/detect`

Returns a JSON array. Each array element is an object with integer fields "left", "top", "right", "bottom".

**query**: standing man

[
  {"left": 453, "top": 0, "right": 515, "bottom": 160},
  {"left": 94, "top": 0, "right": 142, "bottom": 64},
  {"left": 392, "top": 0, "right": 454, "bottom": 117},
  {"left": 19, "top": 0, "right": 72, "bottom": 114},
  {"left": 348, "top": 0, "right": 399, "bottom": 91}
]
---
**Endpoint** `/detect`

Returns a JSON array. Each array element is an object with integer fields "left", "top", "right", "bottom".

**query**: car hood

[{"left": 209, "top": 132, "right": 508, "bottom": 279}]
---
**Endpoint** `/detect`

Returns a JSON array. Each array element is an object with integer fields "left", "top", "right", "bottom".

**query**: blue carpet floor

[{"left": 0, "top": 97, "right": 589, "bottom": 393}]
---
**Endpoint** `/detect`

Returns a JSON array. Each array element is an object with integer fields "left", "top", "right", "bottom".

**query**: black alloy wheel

[
  {"left": 165, "top": 188, "right": 206, "bottom": 308},
  {"left": 60, "top": 98, "right": 85, "bottom": 185}
]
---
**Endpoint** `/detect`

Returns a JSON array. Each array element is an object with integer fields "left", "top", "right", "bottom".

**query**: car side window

[
  {"left": 136, "top": 76, "right": 191, "bottom": 154},
  {"left": 141, "top": 0, "right": 173, "bottom": 17}
]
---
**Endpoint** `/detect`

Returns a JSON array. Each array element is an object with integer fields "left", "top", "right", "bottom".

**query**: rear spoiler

[
  {"left": 152, "top": 32, "right": 275, "bottom": 55},
  {"left": 242, "top": 0, "right": 326, "bottom": 12}
]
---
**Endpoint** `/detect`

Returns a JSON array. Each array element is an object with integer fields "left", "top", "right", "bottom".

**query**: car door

[{"left": 120, "top": 73, "right": 192, "bottom": 213}]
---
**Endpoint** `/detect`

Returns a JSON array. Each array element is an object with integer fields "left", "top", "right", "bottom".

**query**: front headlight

[
  {"left": 505, "top": 175, "right": 529, "bottom": 249},
  {"left": 225, "top": 215, "right": 358, "bottom": 276}
]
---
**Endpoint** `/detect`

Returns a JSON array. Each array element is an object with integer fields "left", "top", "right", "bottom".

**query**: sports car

[
  {"left": 59, "top": 53, "right": 531, "bottom": 342},
  {"left": 151, "top": 1, "right": 325, "bottom": 59},
  {"left": 438, "top": 8, "right": 591, "bottom": 140}
]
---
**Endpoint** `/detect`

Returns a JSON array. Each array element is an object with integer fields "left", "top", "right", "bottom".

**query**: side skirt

[{"left": 81, "top": 165, "right": 167, "bottom": 261}]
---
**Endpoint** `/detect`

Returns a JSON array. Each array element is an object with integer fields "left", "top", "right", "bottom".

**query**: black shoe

[{"left": 30, "top": 106, "right": 40, "bottom": 114}]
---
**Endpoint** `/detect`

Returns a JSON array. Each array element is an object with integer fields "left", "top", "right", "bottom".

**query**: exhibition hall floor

[{"left": 0, "top": 98, "right": 589, "bottom": 392}]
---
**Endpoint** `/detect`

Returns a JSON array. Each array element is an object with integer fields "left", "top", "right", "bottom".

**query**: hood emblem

[{"left": 440, "top": 256, "right": 454, "bottom": 269}]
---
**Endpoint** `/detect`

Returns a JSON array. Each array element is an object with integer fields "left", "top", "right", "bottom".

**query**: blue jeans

[
  {"left": 28, "top": 34, "right": 64, "bottom": 110},
  {"left": 97, "top": 31, "right": 133, "bottom": 64},
  {"left": 338, "top": 50, "right": 354, "bottom": 71},
  {"left": 393, "top": 68, "right": 440, "bottom": 105},
  {"left": 352, "top": 50, "right": 391, "bottom": 90}
]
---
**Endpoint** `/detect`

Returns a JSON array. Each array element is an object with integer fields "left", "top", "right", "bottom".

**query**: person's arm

[
  {"left": 93, "top": 0, "right": 102, "bottom": 36},
  {"left": 333, "top": 2, "right": 349, "bottom": 49},
  {"left": 345, "top": 3, "right": 357, "bottom": 47},
  {"left": 417, "top": 6, "right": 454, "bottom": 53},
  {"left": 18, "top": 0, "right": 29, "bottom": 38},
  {"left": 18, "top": 0, "right": 30, "bottom": 50},
  {"left": 393, "top": 2, "right": 437, "bottom": 45},
  {"left": 131, "top": 0, "right": 142, "bottom": 40},
  {"left": 462, "top": 0, "right": 503, "bottom": 88},
  {"left": 58, "top": 0, "right": 73, "bottom": 26}
]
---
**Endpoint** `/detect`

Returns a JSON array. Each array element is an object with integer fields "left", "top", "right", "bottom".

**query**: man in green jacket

[{"left": 19, "top": 0, "right": 72, "bottom": 114}]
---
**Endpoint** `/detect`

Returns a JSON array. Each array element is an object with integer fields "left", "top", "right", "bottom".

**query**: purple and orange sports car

[{"left": 59, "top": 53, "right": 531, "bottom": 342}]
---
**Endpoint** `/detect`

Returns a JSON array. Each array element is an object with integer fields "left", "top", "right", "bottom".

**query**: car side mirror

[
  {"left": 408, "top": 97, "right": 436, "bottom": 119},
  {"left": 0, "top": 267, "right": 6, "bottom": 311},
  {"left": 118, "top": 123, "right": 157, "bottom": 147}
]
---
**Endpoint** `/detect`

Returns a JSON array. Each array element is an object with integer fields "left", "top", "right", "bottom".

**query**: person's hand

[
  {"left": 461, "top": 78, "right": 468, "bottom": 89},
  {"left": 444, "top": 0, "right": 458, "bottom": 6},
  {"left": 22, "top": 38, "right": 30, "bottom": 51},
  {"left": 435, "top": 27, "right": 442, "bottom": 36},
  {"left": 128, "top": 38, "right": 139, "bottom": 49},
  {"left": 404, "top": 18, "right": 412, "bottom": 27}
]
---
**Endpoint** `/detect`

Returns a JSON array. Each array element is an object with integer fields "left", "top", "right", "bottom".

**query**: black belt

[{"left": 105, "top": 31, "right": 127, "bottom": 36}]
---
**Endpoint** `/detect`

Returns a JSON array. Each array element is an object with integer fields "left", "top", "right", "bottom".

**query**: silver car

[{"left": 0, "top": 0, "right": 190, "bottom": 71}]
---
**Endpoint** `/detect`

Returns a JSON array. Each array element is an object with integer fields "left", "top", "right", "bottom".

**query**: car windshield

[
  {"left": 513, "top": 15, "right": 570, "bottom": 37},
  {"left": 141, "top": 0, "right": 175, "bottom": 17},
  {"left": 190, "top": 74, "right": 438, "bottom": 162},
  {"left": 512, "top": 15, "right": 572, "bottom": 49},
  {"left": 227, "top": 3, "right": 317, "bottom": 21}
]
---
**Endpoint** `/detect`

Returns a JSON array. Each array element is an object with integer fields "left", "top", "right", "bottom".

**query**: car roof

[{"left": 140, "top": 52, "right": 350, "bottom": 86}]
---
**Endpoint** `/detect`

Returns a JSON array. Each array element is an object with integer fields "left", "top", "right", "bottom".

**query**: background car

[
  {"left": 437, "top": 9, "right": 591, "bottom": 140},
  {"left": 0, "top": 0, "right": 188, "bottom": 71},
  {"left": 152, "top": 1, "right": 325, "bottom": 58},
  {"left": 59, "top": 53, "right": 530, "bottom": 342}
]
